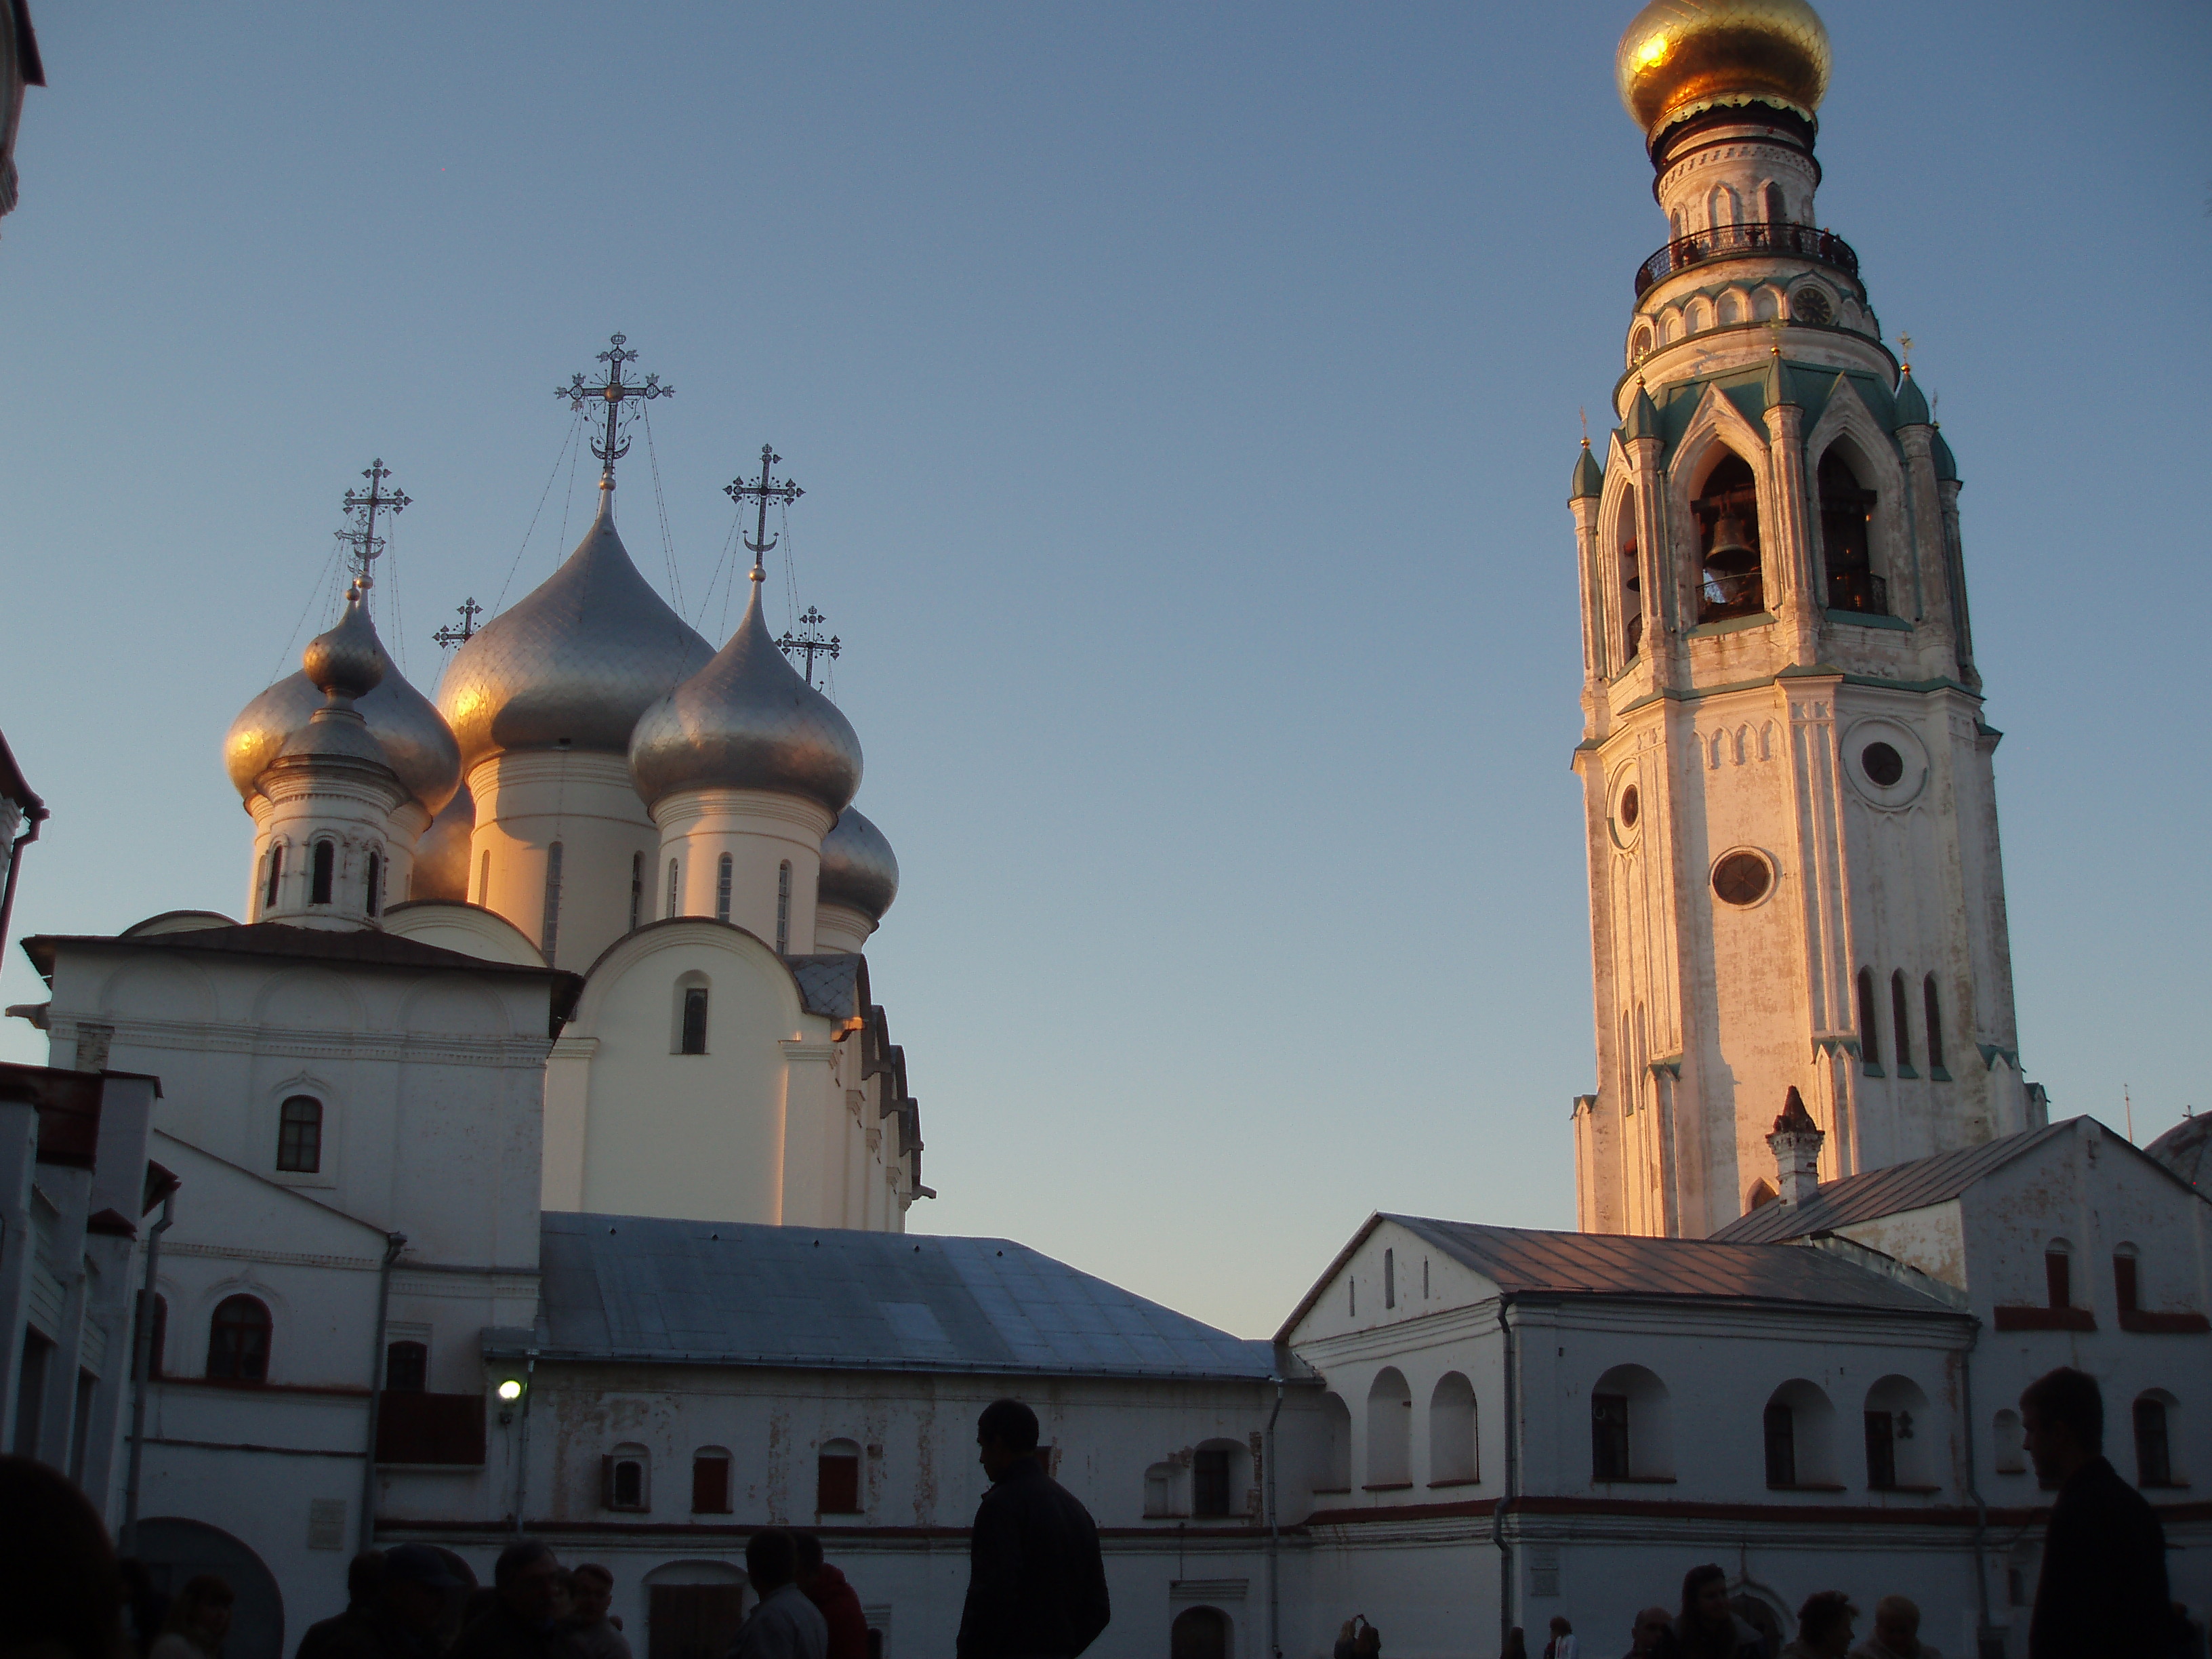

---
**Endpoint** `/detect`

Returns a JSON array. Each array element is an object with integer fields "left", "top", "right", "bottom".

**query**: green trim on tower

[
  {"left": 1624, "top": 380, "right": 1662, "bottom": 442},
  {"left": 1763, "top": 350, "right": 1799, "bottom": 411},
  {"left": 1571, "top": 440, "right": 1606, "bottom": 500},
  {"left": 1931, "top": 426, "right": 1959, "bottom": 482},
  {"left": 1892, "top": 368, "right": 1931, "bottom": 428}
]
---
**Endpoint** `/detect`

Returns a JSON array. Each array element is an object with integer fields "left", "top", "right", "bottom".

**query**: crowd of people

[{"left": 0, "top": 1376, "right": 2198, "bottom": 1659}]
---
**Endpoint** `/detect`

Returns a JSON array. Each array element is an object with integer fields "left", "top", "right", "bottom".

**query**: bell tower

[{"left": 1569, "top": 0, "right": 2042, "bottom": 1238}]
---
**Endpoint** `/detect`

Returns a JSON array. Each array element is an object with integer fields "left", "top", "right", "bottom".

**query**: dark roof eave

[
  {"left": 1494, "top": 1286, "right": 1975, "bottom": 1326},
  {"left": 476, "top": 1338, "right": 1298, "bottom": 1386}
]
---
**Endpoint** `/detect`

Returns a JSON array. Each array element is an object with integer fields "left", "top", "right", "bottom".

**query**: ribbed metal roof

[
  {"left": 525, "top": 1214, "right": 1282, "bottom": 1382},
  {"left": 1711, "top": 1121, "right": 2076, "bottom": 1245}
]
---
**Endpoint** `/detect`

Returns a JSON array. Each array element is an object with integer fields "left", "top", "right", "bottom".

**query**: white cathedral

[{"left": 1, "top": 6, "right": 2205, "bottom": 1659}]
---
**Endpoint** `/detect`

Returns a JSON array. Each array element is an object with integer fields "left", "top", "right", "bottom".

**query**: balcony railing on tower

[{"left": 1634, "top": 222, "right": 1860, "bottom": 299}]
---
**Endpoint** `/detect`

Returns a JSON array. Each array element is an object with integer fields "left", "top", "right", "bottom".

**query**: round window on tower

[
  {"left": 1860, "top": 741, "right": 1904, "bottom": 787},
  {"left": 1630, "top": 324, "right": 1654, "bottom": 363},
  {"left": 1711, "top": 850, "right": 1774, "bottom": 907},
  {"left": 1791, "top": 286, "right": 1833, "bottom": 325},
  {"left": 1620, "top": 784, "right": 1640, "bottom": 829}
]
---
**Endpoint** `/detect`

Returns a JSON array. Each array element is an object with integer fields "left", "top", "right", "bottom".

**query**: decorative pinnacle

[
  {"left": 336, "top": 459, "right": 410, "bottom": 590},
  {"left": 558, "top": 333, "right": 672, "bottom": 488},
  {"left": 724, "top": 444, "right": 804, "bottom": 572}
]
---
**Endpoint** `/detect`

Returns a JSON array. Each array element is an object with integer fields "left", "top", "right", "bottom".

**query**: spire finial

[
  {"left": 724, "top": 445, "right": 805, "bottom": 579},
  {"left": 1579, "top": 406, "right": 1589, "bottom": 447},
  {"left": 337, "top": 459, "right": 410, "bottom": 592},
  {"left": 558, "top": 333, "right": 673, "bottom": 490},
  {"left": 1898, "top": 332, "right": 1914, "bottom": 373}
]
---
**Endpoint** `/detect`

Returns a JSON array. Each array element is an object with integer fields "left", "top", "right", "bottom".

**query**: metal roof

[
  {"left": 1711, "top": 1120, "right": 2078, "bottom": 1244},
  {"left": 520, "top": 1214, "right": 1282, "bottom": 1382},
  {"left": 784, "top": 953, "right": 866, "bottom": 1025}
]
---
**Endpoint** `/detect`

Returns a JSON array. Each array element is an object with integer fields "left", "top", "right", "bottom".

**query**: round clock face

[
  {"left": 1793, "top": 287, "right": 1832, "bottom": 325},
  {"left": 1712, "top": 851, "right": 1772, "bottom": 907},
  {"left": 1861, "top": 741, "right": 1904, "bottom": 787}
]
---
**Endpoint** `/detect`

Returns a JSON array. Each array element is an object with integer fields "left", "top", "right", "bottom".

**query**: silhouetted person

[
  {"left": 1778, "top": 1593, "right": 1853, "bottom": 1659},
  {"left": 564, "top": 1565, "right": 630, "bottom": 1659},
  {"left": 1675, "top": 1567, "right": 1765, "bottom": 1659},
  {"left": 119, "top": 1557, "right": 172, "bottom": 1659},
  {"left": 301, "top": 1544, "right": 462, "bottom": 1659},
  {"left": 2023, "top": 1366, "right": 2174, "bottom": 1657},
  {"left": 730, "top": 1530, "right": 825, "bottom": 1659},
  {"left": 0, "top": 1454, "right": 130, "bottom": 1659},
  {"left": 793, "top": 1535, "right": 867, "bottom": 1659},
  {"left": 1547, "top": 1618, "right": 1578, "bottom": 1659},
  {"left": 1848, "top": 1597, "right": 1938, "bottom": 1659},
  {"left": 1625, "top": 1607, "right": 1677, "bottom": 1659},
  {"left": 295, "top": 1551, "right": 384, "bottom": 1659},
  {"left": 151, "top": 1576, "right": 234, "bottom": 1659},
  {"left": 450, "top": 1541, "right": 570, "bottom": 1659},
  {"left": 1499, "top": 1631, "right": 1526, "bottom": 1659},
  {"left": 956, "top": 1399, "right": 1109, "bottom": 1659}
]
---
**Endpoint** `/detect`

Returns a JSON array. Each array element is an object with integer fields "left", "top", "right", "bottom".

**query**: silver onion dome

[
  {"left": 819, "top": 804, "right": 899, "bottom": 922},
  {"left": 408, "top": 782, "right": 476, "bottom": 901},
  {"left": 436, "top": 489, "right": 713, "bottom": 771},
  {"left": 628, "top": 575, "right": 863, "bottom": 815},
  {"left": 225, "top": 605, "right": 462, "bottom": 814}
]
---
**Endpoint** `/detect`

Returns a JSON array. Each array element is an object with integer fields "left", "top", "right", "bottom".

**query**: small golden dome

[{"left": 1616, "top": 0, "right": 1830, "bottom": 140}]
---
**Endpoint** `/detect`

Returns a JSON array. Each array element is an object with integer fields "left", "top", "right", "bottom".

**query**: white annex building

[{"left": 0, "top": 7, "right": 2206, "bottom": 1659}]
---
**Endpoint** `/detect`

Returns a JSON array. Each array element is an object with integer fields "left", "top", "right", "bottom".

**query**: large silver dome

[
  {"left": 819, "top": 804, "right": 899, "bottom": 921},
  {"left": 436, "top": 488, "right": 712, "bottom": 771},
  {"left": 225, "top": 596, "right": 462, "bottom": 813},
  {"left": 629, "top": 575, "right": 863, "bottom": 815}
]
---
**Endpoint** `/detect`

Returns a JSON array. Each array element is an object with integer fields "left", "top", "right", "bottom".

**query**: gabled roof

[
  {"left": 521, "top": 1214, "right": 1283, "bottom": 1383},
  {"left": 1276, "top": 1213, "right": 1965, "bottom": 1341},
  {"left": 1711, "top": 1116, "right": 2203, "bottom": 1245}
]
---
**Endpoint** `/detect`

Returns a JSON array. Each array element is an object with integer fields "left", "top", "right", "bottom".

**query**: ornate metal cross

[
  {"left": 724, "top": 445, "right": 804, "bottom": 569},
  {"left": 558, "top": 333, "right": 672, "bottom": 486},
  {"left": 777, "top": 607, "right": 841, "bottom": 687},
  {"left": 336, "top": 459, "right": 410, "bottom": 590},
  {"left": 432, "top": 596, "right": 483, "bottom": 650}
]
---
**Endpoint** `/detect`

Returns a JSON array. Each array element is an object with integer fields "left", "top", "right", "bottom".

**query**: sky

[{"left": 1, "top": 3, "right": 2206, "bottom": 1338}]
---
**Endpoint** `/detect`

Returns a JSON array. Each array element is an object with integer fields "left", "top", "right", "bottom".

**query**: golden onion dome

[
  {"left": 225, "top": 595, "right": 463, "bottom": 813},
  {"left": 436, "top": 489, "right": 713, "bottom": 771},
  {"left": 628, "top": 574, "right": 863, "bottom": 817},
  {"left": 1616, "top": 0, "right": 1830, "bottom": 140}
]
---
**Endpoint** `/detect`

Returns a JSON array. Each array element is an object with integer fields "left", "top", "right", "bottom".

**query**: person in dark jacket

[
  {"left": 794, "top": 1534, "right": 869, "bottom": 1659},
  {"left": 956, "top": 1399, "right": 1110, "bottom": 1659},
  {"left": 449, "top": 1540, "right": 573, "bottom": 1659},
  {"left": 297, "top": 1545, "right": 462, "bottom": 1659},
  {"left": 1675, "top": 1566, "right": 1765, "bottom": 1659},
  {"left": 2022, "top": 1366, "right": 2173, "bottom": 1658}
]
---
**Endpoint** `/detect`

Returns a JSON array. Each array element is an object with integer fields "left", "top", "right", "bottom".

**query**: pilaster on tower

[{"left": 1569, "top": 0, "right": 2038, "bottom": 1240}]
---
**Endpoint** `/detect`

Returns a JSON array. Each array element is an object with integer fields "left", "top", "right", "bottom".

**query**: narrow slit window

[
  {"left": 541, "top": 842, "right": 565, "bottom": 965},
  {"left": 2133, "top": 1399, "right": 2173, "bottom": 1488},
  {"left": 775, "top": 860, "right": 792, "bottom": 954},
  {"left": 1856, "top": 968, "right": 1881, "bottom": 1067},
  {"left": 365, "top": 851, "right": 382, "bottom": 918},
  {"left": 1864, "top": 1411, "right": 1898, "bottom": 1490},
  {"left": 476, "top": 851, "right": 491, "bottom": 907},
  {"left": 680, "top": 986, "right": 709, "bottom": 1054},
  {"left": 264, "top": 846, "right": 283, "bottom": 909},
  {"left": 2114, "top": 1253, "right": 2139, "bottom": 1314},
  {"left": 2045, "top": 1250, "right": 2071, "bottom": 1309},
  {"left": 630, "top": 853, "right": 644, "bottom": 933},
  {"left": 1592, "top": 1394, "right": 1631, "bottom": 1481},
  {"left": 310, "top": 841, "right": 335, "bottom": 905},
  {"left": 276, "top": 1095, "right": 323, "bottom": 1173},
  {"left": 1763, "top": 1402, "right": 1796, "bottom": 1488},
  {"left": 1923, "top": 975, "right": 1944, "bottom": 1071},
  {"left": 666, "top": 859, "right": 679, "bottom": 920},
  {"left": 1384, "top": 1248, "right": 1395, "bottom": 1309},
  {"left": 1890, "top": 971, "right": 1913, "bottom": 1069},
  {"left": 716, "top": 853, "right": 733, "bottom": 923}
]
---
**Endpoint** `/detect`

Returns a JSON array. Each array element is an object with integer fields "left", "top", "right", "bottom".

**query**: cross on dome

[
  {"left": 558, "top": 332, "right": 672, "bottom": 489},
  {"left": 336, "top": 458, "right": 409, "bottom": 592},
  {"left": 724, "top": 444, "right": 803, "bottom": 577},
  {"left": 778, "top": 606, "right": 840, "bottom": 688}
]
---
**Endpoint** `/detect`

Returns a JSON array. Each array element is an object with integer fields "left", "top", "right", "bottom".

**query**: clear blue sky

[{"left": 1, "top": 3, "right": 2205, "bottom": 1336}]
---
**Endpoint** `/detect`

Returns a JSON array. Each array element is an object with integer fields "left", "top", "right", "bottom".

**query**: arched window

[
  {"left": 2133, "top": 1394, "right": 2177, "bottom": 1488},
  {"left": 384, "top": 1340, "right": 427, "bottom": 1393},
  {"left": 1992, "top": 1409, "right": 2026, "bottom": 1474},
  {"left": 1317, "top": 1393, "right": 1351, "bottom": 1493},
  {"left": 716, "top": 853, "right": 733, "bottom": 923},
  {"left": 1889, "top": 971, "right": 1914, "bottom": 1072},
  {"left": 2114, "top": 1245, "right": 2140, "bottom": 1314},
  {"left": 365, "top": 850, "right": 382, "bottom": 918},
  {"left": 2045, "top": 1241, "right": 2072, "bottom": 1309},
  {"left": 602, "top": 1443, "right": 650, "bottom": 1511},
  {"left": 1171, "top": 1607, "right": 1230, "bottom": 1659},
  {"left": 1864, "top": 1375, "right": 1932, "bottom": 1490},
  {"left": 666, "top": 859, "right": 679, "bottom": 920},
  {"left": 1923, "top": 975, "right": 1945, "bottom": 1073},
  {"left": 206, "top": 1296, "right": 272, "bottom": 1382},
  {"left": 1856, "top": 968, "right": 1881, "bottom": 1069},
  {"left": 310, "top": 841, "right": 336, "bottom": 906},
  {"left": 1365, "top": 1368, "right": 1412, "bottom": 1487},
  {"left": 680, "top": 983, "right": 709, "bottom": 1055},
  {"left": 540, "top": 842, "right": 565, "bottom": 964},
  {"left": 1818, "top": 451, "right": 1883, "bottom": 615},
  {"left": 692, "top": 1448, "right": 733, "bottom": 1514},
  {"left": 1429, "top": 1372, "right": 1478, "bottom": 1484},
  {"left": 1591, "top": 1364, "right": 1673, "bottom": 1481},
  {"left": 817, "top": 1438, "right": 862, "bottom": 1513},
  {"left": 1763, "top": 1400, "right": 1795, "bottom": 1487},
  {"left": 630, "top": 853, "right": 644, "bottom": 933},
  {"left": 775, "top": 861, "right": 792, "bottom": 954},
  {"left": 1616, "top": 487, "right": 1643, "bottom": 666},
  {"left": 263, "top": 845, "right": 283, "bottom": 910},
  {"left": 1763, "top": 1380, "right": 1837, "bottom": 1488},
  {"left": 1761, "top": 180, "right": 1786, "bottom": 224},
  {"left": 1193, "top": 1440, "right": 1240, "bottom": 1517},
  {"left": 476, "top": 851, "right": 491, "bottom": 906},
  {"left": 276, "top": 1096, "right": 323, "bottom": 1173},
  {"left": 1692, "top": 453, "right": 1763, "bottom": 623},
  {"left": 1746, "top": 1179, "right": 1778, "bottom": 1212}
]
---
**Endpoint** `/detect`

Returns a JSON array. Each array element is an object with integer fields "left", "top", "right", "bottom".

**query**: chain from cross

[
  {"left": 777, "top": 605, "right": 840, "bottom": 687},
  {"left": 336, "top": 458, "right": 411, "bottom": 590},
  {"left": 558, "top": 333, "right": 672, "bottom": 486},
  {"left": 432, "top": 596, "right": 483, "bottom": 651},
  {"left": 724, "top": 444, "right": 804, "bottom": 567}
]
